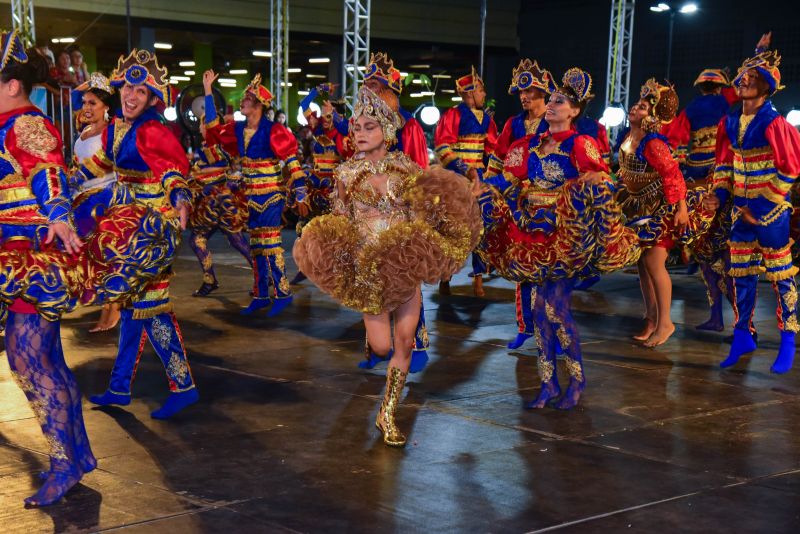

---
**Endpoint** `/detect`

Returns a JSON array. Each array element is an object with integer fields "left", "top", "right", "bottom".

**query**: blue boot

[
  {"left": 151, "top": 389, "right": 199, "bottom": 419},
  {"left": 267, "top": 296, "right": 293, "bottom": 317},
  {"left": 358, "top": 349, "right": 393, "bottom": 370},
  {"left": 409, "top": 350, "right": 429, "bottom": 373},
  {"left": 720, "top": 328, "right": 757, "bottom": 368},
  {"left": 241, "top": 298, "right": 271, "bottom": 316},
  {"left": 89, "top": 390, "right": 131, "bottom": 407},
  {"left": 771, "top": 331, "right": 795, "bottom": 374},
  {"left": 507, "top": 332, "right": 533, "bottom": 350}
]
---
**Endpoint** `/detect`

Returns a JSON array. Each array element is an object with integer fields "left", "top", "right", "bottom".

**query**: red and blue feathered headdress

[
  {"left": 110, "top": 49, "right": 170, "bottom": 105},
  {"left": 0, "top": 30, "right": 28, "bottom": 72},
  {"left": 733, "top": 50, "right": 784, "bottom": 96},
  {"left": 456, "top": 66, "right": 483, "bottom": 93},
  {"left": 364, "top": 52, "right": 403, "bottom": 95},
  {"left": 508, "top": 59, "right": 552, "bottom": 95}
]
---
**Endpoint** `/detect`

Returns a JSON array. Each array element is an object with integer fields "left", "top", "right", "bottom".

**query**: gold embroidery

[
  {"left": 524, "top": 117, "right": 542, "bottom": 135},
  {"left": 556, "top": 325, "right": 571, "bottom": 352},
  {"left": 168, "top": 352, "right": 189, "bottom": 383},
  {"left": 113, "top": 119, "right": 131, "bottom": 158},
  {"left": 541, "top": 160, "right": 565, "bottom": 182},
  {"left": 505, "top": 146, "right": 524, "bottom": 169},
  {"left": 14, "top": 114, "right": 58, "bottom": 158},
  {"left": 538, "top": 353, "right": 554, "bottom": 382},
  {"left": 584, "top": 140, "right": 601, "bottom": 163},
  {"left": 564, "top": 356, "right": 585, "bottom": 382},
  {"left": 738, "top": 114, "right": 755, "bottom": 146},
  {"left": 150, "top": 316, "right": 172, "bottom": 349},
  {"left": 783, "top": 286, "right": 798, "bottom": 312}
]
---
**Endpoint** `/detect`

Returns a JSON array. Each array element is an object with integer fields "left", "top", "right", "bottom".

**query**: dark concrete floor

[{"left": 2, "top": 231, "right": 800, "bottom": 533}]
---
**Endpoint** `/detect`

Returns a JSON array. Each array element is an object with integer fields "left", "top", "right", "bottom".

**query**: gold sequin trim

[
  {"left": 168, "top": 352, "right": 190, "bottom": 383},
  {"left": 564, "top": 356, "right": 584, "bottom": 382},
  {"left": 14, "top": 114, "right": 58, "bottom": 158}
]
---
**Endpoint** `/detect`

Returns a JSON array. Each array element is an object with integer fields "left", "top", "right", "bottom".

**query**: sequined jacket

[
  {"left": 618, "top": 133, "right": 687, "bottom": 206},
  {"left": 713, "top": 100, "right": 800, "bottom": 225},
  {"left": 0, "top": 106, "right": 71, "bottom": 245},
  {"left": 204, "top": 95, "right": 306, "bottom": 205},
  {"left": 434, "top": 103, "right": 498, "bottom": 176},
  {"left": 73, "top": 107, "right": 190, "bottom": 216},
  {"left": 499, "top": 128, "right": 608, "bottom": 233}
]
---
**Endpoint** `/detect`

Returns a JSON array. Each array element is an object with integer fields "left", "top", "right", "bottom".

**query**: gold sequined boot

[{"left": 375, "top": 366, "right": 408, "bottom": 447}]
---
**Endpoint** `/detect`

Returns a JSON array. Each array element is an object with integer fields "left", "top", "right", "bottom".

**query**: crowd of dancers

[{"left": 1, "top": 25, "right": 798, "bottom": 506}]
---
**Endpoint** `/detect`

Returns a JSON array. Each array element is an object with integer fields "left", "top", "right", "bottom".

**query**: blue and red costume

[
  {"left": 76, "top": 50, "right": 198, "bottom": 417},
  {"left": 713, "top": 48, "right": 800, "bottom": 374},
  {"left": 435, "top": 81, "right": 499, "bottom": 278},
  {"left": 204, "top": 77, "right": 306, "bottom": 314},
  {"left": 188, "top": 134, "right": 251, "bottom": 295}
]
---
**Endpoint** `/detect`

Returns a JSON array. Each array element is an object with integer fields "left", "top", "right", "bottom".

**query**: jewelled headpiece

[
  {"left": 733, "top": 50, "right": 784, "bottom": 96},
  {"left": 693, "top": 68, "right": 729, "bottom": 87},
  {"left": 350, "top": 86, "right": 405, "bottom": 144},
  {"left": 364, "top": 52, "right": 403, "bottom": 95},
  {"left": 508, "top": 59, "right": 552, "bottom": 95},
  {"left": 552, "top": 68, "right": 594, "bottom": 103},
  {"left": 640, "top": 78, "right": 679, "bottom": 132},
  {"left": 76, "top": 72, "right": 114, "bottom": 94},
  {"left": 244, "top": 73, "right": 274, "bottom": 106},
  {"left": 456, "top": 66, "right": 483, "bottom": 93},
  {"left": 110, "top": 49, "right": 169, "bottom": 104}
]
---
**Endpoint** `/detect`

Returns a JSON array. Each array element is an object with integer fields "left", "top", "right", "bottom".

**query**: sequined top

[
  {"left": 618, "top": 133, "right": 686, "bottom": 204},
  {"left": 333, "top": 151, "right": 420, "bottom": 242}
]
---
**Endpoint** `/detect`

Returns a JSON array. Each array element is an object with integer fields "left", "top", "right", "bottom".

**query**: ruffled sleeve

[
  {"left": 434, "top": 107, "right": 468, "bottom": 175},
  {"left": 642, "top": 137, "right": 686, "bottom": 204},
  {"left": 571, "top": 135, "right": 610, "bottom": 174},
  {"left": 6, "top": 114, "right": 72, "bottom": 224},
  {"left": 712, "top": 117, "right": 734, "bottom": 205},
  {"left": 765, "top": 117, "right": 800, "bottom": 189},
  {"left": 270, "top": 122, "right": 307, "bottom": 203},
  {"left": 401, "top": 118, "right": 429, "bottom": 169},
  {"left": 136, "top": 121, "right": 191, "bottom": 207}
]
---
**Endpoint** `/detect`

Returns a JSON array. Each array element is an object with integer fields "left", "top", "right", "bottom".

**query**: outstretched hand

[
  {"left": 46, "top": 222, "right": 83, "bottom": 255},
  {"left": 203, "top": 70, "right": 219, "bottom": 95}
]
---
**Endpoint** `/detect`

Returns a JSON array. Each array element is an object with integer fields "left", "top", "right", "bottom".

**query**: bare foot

[
  {"left": 633, "top": 319, "right": 656, "bottom": 341},
  {"left": 644, "top": 323, "right": 676, "bottom": 347}
]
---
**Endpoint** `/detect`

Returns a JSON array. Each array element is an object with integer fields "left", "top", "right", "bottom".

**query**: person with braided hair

[{"left": 616, "top": 79, "right": 714, "bottom": 347}]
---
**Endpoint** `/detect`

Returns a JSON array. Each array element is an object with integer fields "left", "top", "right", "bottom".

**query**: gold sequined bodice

[
  {"left": 618, "top": 137, "right": 661, "bottom": 193},
  {"left": 336, "top": 151, "right": 421, "bottom": 241}
]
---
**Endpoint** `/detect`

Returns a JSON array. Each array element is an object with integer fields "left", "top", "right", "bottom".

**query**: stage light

[
  {"left": 184, "top": 70, "right": 195, "bottom": 76},
  {"left": 309, "top": 58, "right": 330, "bottom": 64},
  {"left": 218, "top": 78, "right": 236, "bottom": 84},
  {"left": 787, "top": 109, "right": 800, "bottom": 127},
  {"left": 680, "top": 3, "right": 698, "bottom": 13},
  {"left": 658, "top": 2, "right": 670, "bottom": 9},
  {"left": 179, "top": 61, "right": 195, "bottom": 67},
  {"left": 154, "top": 42, "right": 172, "bottom": 50},
  {"left": 419, "top": 106, "right": 441, "bottom": 126},
  {"left": 288, "top": 68, "right": 302, "bottom": 73},
  {"left": 229, "top": 69, "right": 248, "bottom": 75},
  {"left": 600, "top": 105, "right": 626, "bottom": 128},
  {"left": 451, "top": 96, "right": 463, "bottom": 102},
  {"left": 252, "top": 51, "right": 272, "bottom": 57},
  {"left": 164, "top": 107, "right": 177, "bottom": 121}
]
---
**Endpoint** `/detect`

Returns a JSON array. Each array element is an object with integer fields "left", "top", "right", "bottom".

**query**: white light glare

[
  {"left": 419, "top": 106, "right": 441, "bottom": 126},
  {"left": 252, "top": 50, "right": 272, "bottom": 57},
  {"left": 296, "top": 102, "right": 321, "bottom": 126},
  {"left": 154, "top": 42, "right": 172, "bottom": 50},
  {"left": 179, "top": 61, "right": 195, "bottom": 67},
  {"left": 234, "top": 111, "right": 246, "bottom": 122},
  {"left": 787, "top": 110, "right": 800, "bottom": 127},
  {"left": 308, "top": 58, "right": 330, "bottom": 64},
  {"left": 680, "top": 3, "right": 698, "bottom": 13},
  {"left": 164, "top": 107, "right": 178, "bottom": 121},
  {"left": 600, "top": 105, "right": 626, "bottom": 128}
]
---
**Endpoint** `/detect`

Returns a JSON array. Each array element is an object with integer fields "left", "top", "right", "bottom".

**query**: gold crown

[{"left": 351, "top": 86, "right": 405, "bottom": 144}]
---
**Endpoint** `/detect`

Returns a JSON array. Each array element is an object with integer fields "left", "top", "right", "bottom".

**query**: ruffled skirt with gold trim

[
  {"left": 293, "top": 166, "right": 482, "bottom": 314},
  {"left": 475, "top": 180, "right": 642, "bottom": 284},
  {"left": 617, "top": 186, "right": 714, "bottom": 248},
  {"left": 0, "top": 185, "right": 181, "bottom": 323},
  {"left": 189, "top": 181, "right": 248, "bottom": 234}
]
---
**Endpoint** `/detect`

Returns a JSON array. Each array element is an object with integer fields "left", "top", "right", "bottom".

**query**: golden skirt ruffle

[
  {"left": 293, "top": 166, "right": 481, "bottom": 314},
  {"left": 189, "top": 182, "right": 249, "bottom": 234}
]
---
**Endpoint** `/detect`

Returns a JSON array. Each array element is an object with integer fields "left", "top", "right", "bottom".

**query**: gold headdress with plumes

[
  {"left": 640, "top": 78, "right": 679, "bottom": 132},
  {"left": 110, "top": 49, "right": 169, "bottom": 104},
  {"left": 351, "top": 86, "right": 405, "bottom": 144}
]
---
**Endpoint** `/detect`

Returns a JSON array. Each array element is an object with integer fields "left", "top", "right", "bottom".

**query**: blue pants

[
  {"left": 108, "top": 309, "right": 196, "bottom": 396},
  {"left": 248, "top": 195, "right": 291, "bottom": 300}
]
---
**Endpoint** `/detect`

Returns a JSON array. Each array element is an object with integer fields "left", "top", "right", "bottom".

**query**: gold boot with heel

[{"left": 376, "top": 366, "right": 408, "bottom": 447}]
